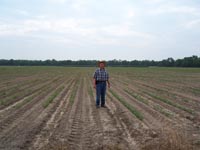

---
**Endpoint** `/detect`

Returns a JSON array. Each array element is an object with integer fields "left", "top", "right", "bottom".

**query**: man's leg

[
  {"left": 101, "top": 82, "right": 106, "bottom": 107},
  {"left": 96, "top": 84, "right": 101, "bottom": 107}
]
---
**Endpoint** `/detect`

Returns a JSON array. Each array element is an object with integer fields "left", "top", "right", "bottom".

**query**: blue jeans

[{"left": 96, "top": 82, "right": 106, "bottom": 106}]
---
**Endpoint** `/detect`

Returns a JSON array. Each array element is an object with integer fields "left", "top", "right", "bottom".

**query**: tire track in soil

[
  {"left": 37, "top": 78, "right": 80, "bottom": 150},
  {"left": 31, "top": 76, "right": 83, "bottom": 150},
  {"left": 83, "top": 78, "right": 104, "bottom": 150},
  {"left": 0, "top": 78, "right": 72, "bottom": 150},
  {"left": 29, "top": 79, "right": 76, "bottom": 150},
  {"left": 66, "top": 77, "right": 86, "bottom": 149},
  {"left": 34, "top": 76, "right": 85, "bottom": 150},
  {"left": 36, "top": 75, "right": 137, "bottom": 150},
  {"left": 87, "top": 78, "right": 140, "bottom": 150}
]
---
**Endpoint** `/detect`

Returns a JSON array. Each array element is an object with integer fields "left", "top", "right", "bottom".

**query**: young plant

[
  {"left": 43, "top": 86, "right": 64, "bottom": 108},
  {"left": 110, "top": 89, "right": 144, "bottom": 121}
]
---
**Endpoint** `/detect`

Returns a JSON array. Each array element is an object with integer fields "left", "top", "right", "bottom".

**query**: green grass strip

[
  {"left": 43, "top": 86, "right": 64, "bottom": 108},
  {"left": 124, "top": 89, "right": 149, "bottom": 105},
  {"left": 69, "top": 80, "right": 80, "bottom": 105},
  {"left": 192, "top": 88, "right": 200, "bottom": 95},
  {"left": 110, "top": 89, "right": 144, "bottom": 121},
  {"left": 69, "top": 87, "right": 76, "bottom": 105},
  {"left": 1, "top": 91, "right": 28, "bottom": 106},
  {"left": 88, "top": 84, "right": 94, "bottom": 97},
  {"left": 144, "top": 91, "right": 194, "bottom": 114},
  {"left": 153, "top": 105, "right": 173, "bottom": 118},
  {"left": 14, "top": 95, "right": 35, "bottom": 109}
]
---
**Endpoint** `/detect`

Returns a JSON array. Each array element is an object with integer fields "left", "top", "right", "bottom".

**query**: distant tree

[
  {"left": 0, "top": 56, "right": 199, "bottom": 67},
  {"left": 159, "top": 57, "right": 175, "bottom": 67}
]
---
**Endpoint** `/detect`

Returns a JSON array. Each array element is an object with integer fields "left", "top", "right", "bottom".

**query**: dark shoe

[
  {"left": 101, "top": 105, "right": 107, "bottom": 108},
  {"left": 96, "top": 105, "right": 100, "bottom": 108}
]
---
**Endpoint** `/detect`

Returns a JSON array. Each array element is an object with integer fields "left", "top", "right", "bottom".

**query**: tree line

[{"left": 0, "top": 55, "right": 200, "bottom": 67}]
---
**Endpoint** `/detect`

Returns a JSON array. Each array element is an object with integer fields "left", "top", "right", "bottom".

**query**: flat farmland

[{"left": 0, "top": 66, "right": 200, "bottom": 150}]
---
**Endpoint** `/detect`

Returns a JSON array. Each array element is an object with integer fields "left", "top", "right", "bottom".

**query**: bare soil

[{"left": 0, "top": 67, "right": 199, "bottom": 150}]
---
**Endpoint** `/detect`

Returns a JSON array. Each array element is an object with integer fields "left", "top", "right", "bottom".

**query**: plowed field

[{"left": 0, "top": 66, "right": 199, "bottom": 150}]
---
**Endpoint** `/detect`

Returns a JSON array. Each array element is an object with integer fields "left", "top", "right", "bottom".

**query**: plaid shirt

[{"left": 93, "top": 68, "right": 109, "bottom": 81}]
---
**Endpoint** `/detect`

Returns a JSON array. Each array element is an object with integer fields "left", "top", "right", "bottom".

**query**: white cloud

[
  {"left": 0, "top": 18, "right": 96, "bottom": 35},
  {"left": 149, "top": 4, "right": 199, "bottom": 15},
  {"left": 15, "top": 9, "right": 30, "bottom": 16},
  {"left": 101, "top": 23, "right": 154, "bottom": 39},
  {"left": 127, "top": 9, "right": 136, "bottom": 18},
  {"left": 185, "top": 19, "right": 200, "bottom": 28},
  {"left": 1, "top": 0, "right": 199, "bottom": 60},
  {"left": 144, "top": 0, "right": 166, "bottom": 4},
  {"left": 48, "top": 0, "right": 67, "bottom": 4},
  {"left": 0, "top": 17, "right": 154, "bottom": 39},
  {"left": 0, "top": 23, "right": 24, "bottom": 36}
]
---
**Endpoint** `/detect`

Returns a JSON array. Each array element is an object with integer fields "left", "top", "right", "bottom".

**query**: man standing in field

[{"left": 93, "top": 61, "right": 110, "bottom": 108}]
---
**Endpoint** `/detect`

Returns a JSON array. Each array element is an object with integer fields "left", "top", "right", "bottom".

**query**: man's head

[{"left": 98, "top": 61, "right": 106, "bottom": 69}]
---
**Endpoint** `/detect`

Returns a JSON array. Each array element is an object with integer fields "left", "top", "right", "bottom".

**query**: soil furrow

[
  {"left": 0, "top": 78, "right": 70, "bottom": 150},
  {"left": 0, "top": 77, "right": 67, "bottom": 130},
  {"left": 29, "top": 79, "right": 75, "bottom": 150}
]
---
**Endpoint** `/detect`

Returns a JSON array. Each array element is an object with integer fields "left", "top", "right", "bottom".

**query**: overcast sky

[{"left": 0, "top": 0, "right": 200, "bottom": 60}]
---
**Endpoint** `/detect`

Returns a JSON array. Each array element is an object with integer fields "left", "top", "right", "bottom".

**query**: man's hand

[
  {"left": 107, "top": 80, "right": 110, "bottom": 88},
  {"left": 108, "top": 83, "right": 110, "bottom": 88},
  {"left": 93, "top": 78, "right": 96, "bottom": 89}
]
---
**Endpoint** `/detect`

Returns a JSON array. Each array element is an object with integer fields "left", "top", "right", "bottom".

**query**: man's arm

[
  {"left": 93, "top": 70, "right": 97, "bottom": 89},
  {"left": 107, "top": 80, "right": 110, "bottom": 88},
  {"left": 93, "top": 78, "right": 96, "bottom": 89},
  {"left": 107, "top": 71, "right": 110, "bottom": 88}
]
